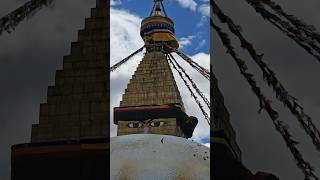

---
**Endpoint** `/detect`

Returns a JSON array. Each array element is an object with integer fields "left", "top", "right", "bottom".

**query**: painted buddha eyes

[
  {"left": 150, "top": 121, "right": 165, "bottom": 127},
  {"left": 128, "top": 121, "right": 142, "bottom": 128},
  {"left": 127, "top": 120, "right": 165, "bottom": 128}
]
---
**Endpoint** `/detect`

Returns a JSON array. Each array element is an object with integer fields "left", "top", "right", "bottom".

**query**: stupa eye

[
  {"left": 150, "top": 121, "right": 165, "bottom": 127},
  {"left": 128, "top": 122, "right": 142, "bottom": 128}
]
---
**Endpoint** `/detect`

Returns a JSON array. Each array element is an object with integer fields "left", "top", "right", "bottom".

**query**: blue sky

[
  {"left": 110, "top": 0, "right": 210, "bottom": 146},
  {"left": 112, "top": 0, "right": 210, "bottom": 54}
]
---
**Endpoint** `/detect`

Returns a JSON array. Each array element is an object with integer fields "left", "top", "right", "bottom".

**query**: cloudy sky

[
  {"left": 1, "top": 0, "right": 320, "bottom": 179},
  {"left": 0, "top": 0, "right": 96, "bottom": 179},
  {"left": 213, "top": 0, "right": 320, "bottom": 179},
  {"left": 0, "top": 0, "right": 209, "bottom": 179},
  {"left": 109, "top": 0, "right": 210, "bottom": 144}
]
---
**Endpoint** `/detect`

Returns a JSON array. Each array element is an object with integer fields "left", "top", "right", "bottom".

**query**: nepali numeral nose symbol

[{"left": 127, "top": 120, "right": 165, "bottom": 128}]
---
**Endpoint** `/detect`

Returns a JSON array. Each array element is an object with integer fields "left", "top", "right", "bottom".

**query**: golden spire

[
  {"left": 150, "top": 0, "right": 167, "bottom": 16},
  {"left": 141, "top": 0, "right": 179, "bottom": 49}
]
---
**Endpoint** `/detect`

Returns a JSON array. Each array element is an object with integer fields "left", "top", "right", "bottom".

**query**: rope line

[
  {"left": 110, "top": 46, "right": 145, "bottom": 72},
  {"left": 164, "top": 45, "right": 210, "bottom": 80},
  {"left": 212, "top": 20, "right": 318, "bottom": 180},
  {"left": 169, "top": 53, "right": 210, "bottom": 110},
  {"left": 174, "top": 49, "right": 210, "bottom": 80},
  {"left": 167, "top": 54, "right": 210, "bottom": 125},
  {"left": 0, "top": 0, "right": 54, "bottom": 35},
  {"left": 260, "top": 0, "right": 320, "bottom": 45},
  {"left": 242, "top": 0, "right": 320, "bottom": 62},
  {"left": 160, "top": 0, "right": 168, "bottom": 17},
  {"left": 212, "top": 0, "right": 320, "bottom": 152}
]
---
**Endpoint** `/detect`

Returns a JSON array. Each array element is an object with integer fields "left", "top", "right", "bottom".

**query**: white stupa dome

[{"left": 110, "top": 134, "right": 210, "bottom": 180}]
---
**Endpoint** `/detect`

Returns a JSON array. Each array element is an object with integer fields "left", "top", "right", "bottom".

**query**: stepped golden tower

[
  {"left": 110, "top": 3, "right": 210, "bottom": 179},
  {"left": 113, "top": 0, "right": 198, "bottom": 138}
]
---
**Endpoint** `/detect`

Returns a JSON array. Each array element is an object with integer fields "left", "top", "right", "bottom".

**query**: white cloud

[
  {"left": 198, "top": 4, "right": 210, "bottom": 17},
  {"left": 110, "top": 7, "right": 210, "bottom": 143},
  {"left": 110, "top": 8, "right": 144, "bottom": 136},
  {"left": 170, "top": 52, "right": 210, "bottom": 140},
  {"left": 189, "top": 52, "right": 210, "bottom": 69},
  {"left": 175, "top": 0, "right": 209, "bottom": 18},
  {"left": 110, "top": 8, "right": 144, "bottom": 74},
  {"left": 196, "top": 39, "right": 206, "bottom": 50},
  {"left": 110, "top": 0, "right": 122, "bottom": 6},
  {"left": 197, "top": 15, "right": 209, "bottom": 28},
  {"left": 179, "top": 35, "right": 195, "bottom": 48},
  {"left": 176, "top": 0, "right": 198, "bottom": 11},
  {"left": 204, "top": 143, "right": 210, "bottom": 148}
]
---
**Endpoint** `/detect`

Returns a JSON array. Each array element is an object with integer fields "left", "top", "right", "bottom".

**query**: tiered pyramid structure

[
  {"left": 116, "top": 51, "right": 187, "bottom": 137},
  {"left": 31, "top": 0, "right": 109, "bottom": 142},
  {"left": 120, "top": 52, "right": 183, "bottom": 107},
  {"left": 11, "top": 1, "right": 109, "bottom": 180},
  {"left": 113, "top": 0, "right": 198, "bottom": 138}
]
